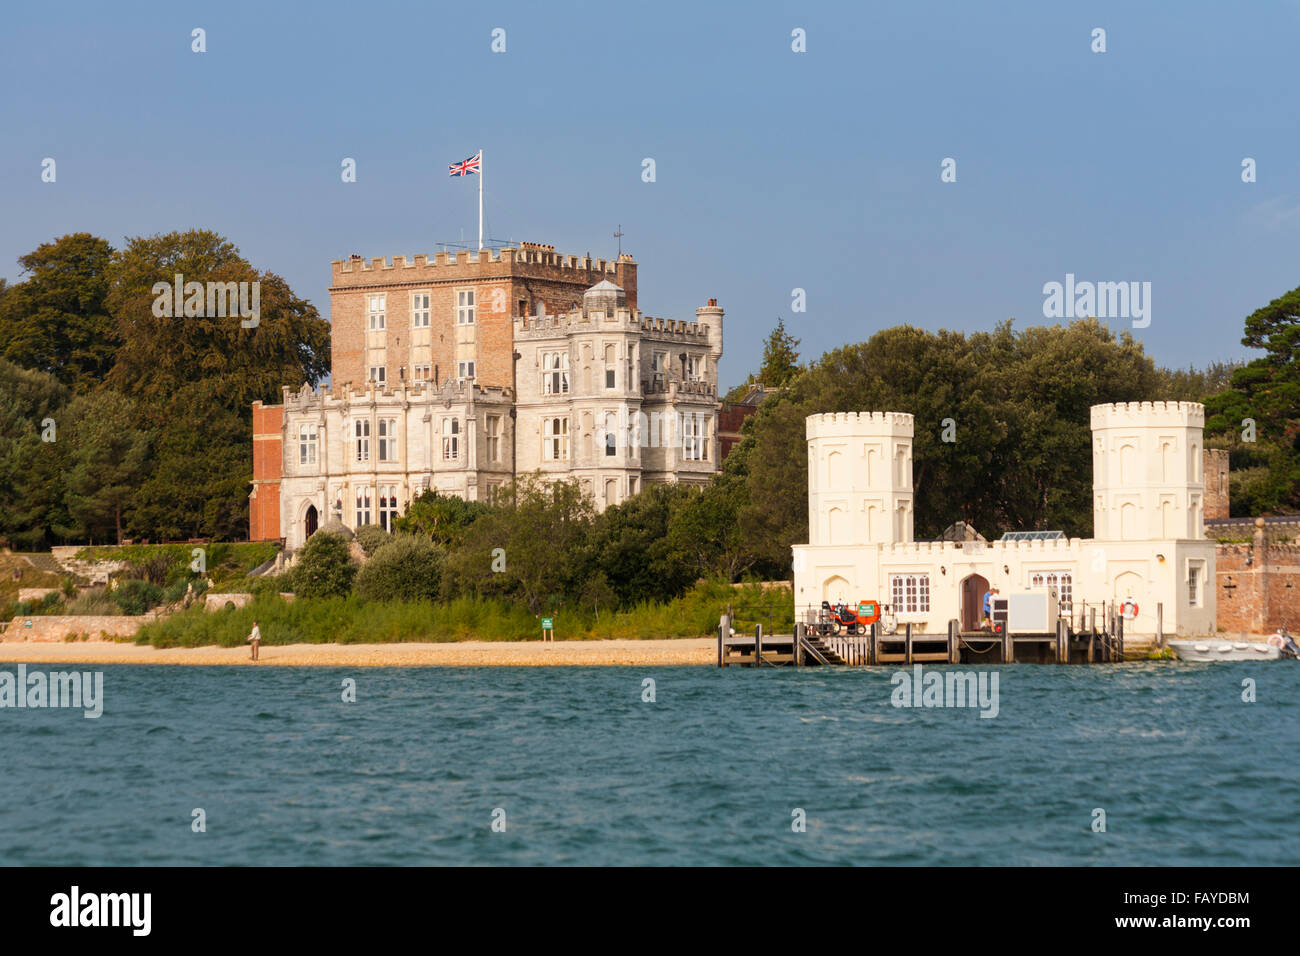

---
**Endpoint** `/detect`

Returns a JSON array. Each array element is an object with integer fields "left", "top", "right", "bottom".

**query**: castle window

[
  {"left": 413, "top": 364, "right": 431, "bottom": 381},
  {"left": 442, "top": 418, "right": 460, "bottom": 461},
  {"left": 298, "top": 424, "right": 317, "bottom": 466},
  {"left": 355, "top": 486, "right": 372, "bottom": 527},
  {"left": 890, "top": 574, "right": 930, "bottom": 614},
  {"left": 368, "top": 365, "right": 386, "bottom": 385},
  {"left": 368, "top": 295, "right": 386, "bottom": 330},
  {"left": 456, "top": 289, "right": 475, "bottom": 325},
  {"left": 486, "top": 415, "right": 501, "bottom": 462},
  {"left": 604, "top": 344, "right": 616, "bottom": 389},
  {"left": 378, "top": 419, "right": 398, "bottom": 462},
  {"left": 354, "top": 420, "right": 370, "bottom": 462},
  {"left": 543, "top": 417, "right": 569, "bottom": 461},
  {"left": 685, "top": 354, "right": 703, "bottom": 382},
  {"left": 604, "top": 412, "right": 618, "bottom": 457},
  {"left": 378, "top": 486, "right": 398, "bottom": 532},
  {"left": 458, "top": 361, "right": 475, "bottom": 380},
  {"left": 1027, "top": 570, "right": 1072, "bottom": 615},
  {"left": 1188, "top": 561, "right": 1203, "bottom": 606},
  {"left": 683, "top": 413, "right": 705, "bottom": 461},
  {"left": 412, "top": 293, "right": 430, "bottom": 328},
  {"left": 542, "top": 352, "right": 569, "bottom": 395}
]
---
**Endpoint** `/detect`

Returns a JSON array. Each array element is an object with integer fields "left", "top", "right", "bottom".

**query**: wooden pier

[{"left": 718, "top": 609, "right": 1125, "bottom": 668}]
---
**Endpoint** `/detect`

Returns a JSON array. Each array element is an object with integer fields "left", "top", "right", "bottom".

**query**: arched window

[{"left": 442, "top": 418, "right": 459, "bottom": 460}]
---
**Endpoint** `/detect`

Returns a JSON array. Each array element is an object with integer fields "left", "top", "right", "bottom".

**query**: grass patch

[{"left": 136, "top": 579, "right": 794, "bottom": 648}]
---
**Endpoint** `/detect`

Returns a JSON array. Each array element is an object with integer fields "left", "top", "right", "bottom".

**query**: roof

[{"left": 999, "top": 530, "right": 1065, "bottom": 542}]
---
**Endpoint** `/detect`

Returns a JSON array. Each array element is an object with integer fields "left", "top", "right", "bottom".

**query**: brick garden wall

[{"left": 1215, "top": 533, "right": 1300, "bottom": 635}]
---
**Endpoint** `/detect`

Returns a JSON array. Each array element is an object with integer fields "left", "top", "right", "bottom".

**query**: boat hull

[{"left": 1168, "top": 639, "right": 1281, "bottom": 662}]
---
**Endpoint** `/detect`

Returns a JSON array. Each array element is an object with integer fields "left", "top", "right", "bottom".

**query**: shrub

[
  {"left": 355, "top": 524, "right": 391, "bottom": 557},
  {"left": 64, "top": 588, "right": 119, "bottom": 616},
  {"left": 291, "top": 531, "right": 356, "bottom": 598},
  {"left": 355, "top": 535, "right": 445, "bottom": 602},
  {"left": 111, "top": 579, "right": 164, "bottom": 616}
]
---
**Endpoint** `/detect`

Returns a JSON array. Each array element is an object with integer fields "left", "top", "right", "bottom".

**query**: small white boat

[{"left": 1168, "top": 638, "right": 1281, "bottom": 662}]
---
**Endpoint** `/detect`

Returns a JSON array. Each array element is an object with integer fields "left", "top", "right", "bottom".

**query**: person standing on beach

[{"left": 248, "top": 620, "right": 261, "bottom": 661}]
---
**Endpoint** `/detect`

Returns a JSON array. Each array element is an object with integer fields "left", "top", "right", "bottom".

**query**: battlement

[
  {"left": 876, "top": 537, "right": 1088, "bottom": 558},
  {"left": 330, "top": 244, "right": 631, "bottom": 281},
  {"left": 513, "top": 308, "right": 712, "bottom": 340},
  {"left": 1090, "top": 401, "right": 1205, "bottom": 430},
  {"left": 806, "top": 411, "right": 915, "bottom": 439},
  {"left": 277, "top": 379, "right": 514, "bottom": 410}
]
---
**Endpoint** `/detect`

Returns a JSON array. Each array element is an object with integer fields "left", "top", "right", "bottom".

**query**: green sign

[
  {"left": 541, "top": 618, "right": 553, "bottom": 629},
  {"left": 24, "top": 619, "right": 32, "bottom": 628}
]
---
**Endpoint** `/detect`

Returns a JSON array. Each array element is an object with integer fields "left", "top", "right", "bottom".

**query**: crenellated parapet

[
  {"left": 1090, "top": 401, "right": 1205, "bottom": 430},
  {"left": 332, "top": 246, "right": 626, "bottom": 280},
  {"left": 806, "top": 411, "right": 914, "bottom": 439}
]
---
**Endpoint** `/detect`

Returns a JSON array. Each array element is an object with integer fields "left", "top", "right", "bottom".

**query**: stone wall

[{"left": 2, "top": 614, "right": 156, "bottom": 643}]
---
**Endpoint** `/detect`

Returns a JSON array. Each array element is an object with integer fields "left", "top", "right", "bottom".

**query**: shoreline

[{"left": 0, "top": 638, "right": 716, "bottom": 667}]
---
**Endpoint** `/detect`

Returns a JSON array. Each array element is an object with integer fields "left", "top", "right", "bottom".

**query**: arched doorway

[
  {"left": 960, "top": 573, "right": 989, "bottom": 631},
  {"left": 304, "top": 504, "right": 318, "bottom": 539}
]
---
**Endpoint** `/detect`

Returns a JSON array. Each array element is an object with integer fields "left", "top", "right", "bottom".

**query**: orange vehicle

[{"left": 819, "top": 600, "right": 882, "bottom": 635}]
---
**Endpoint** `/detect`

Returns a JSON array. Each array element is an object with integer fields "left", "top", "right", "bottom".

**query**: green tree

[
  {"left": 1204, "top": 285, "right": 1300, "bottom": 512},
  {"left": 0, "top": 358, "right": 70, "bottom": 548},
  {"left": 0, "top": 234, "right": 118, "bottom": 393},
  {"left": 445, "top": 475, "right": 593, "bottom": 612},
  {"left": 291, "top": 531, "right": 356, "bottom": 598},
  {"left": 355, "top": 535, "right": 445, "bottom": 602},
  {"left": 394, "top": 490, "right": 491, "bottom": 547},
  {"left": 665, "top": 476, "right": 754, "bottom": 581},
  {"left": 105, "top": 230, "right": 331, "bottom": 536},
  {"left": 60, "top": 389, "right": 151, "bottom": 544},
  {"left": 759, "top": 316, "right": 801, "bottom": 387}
]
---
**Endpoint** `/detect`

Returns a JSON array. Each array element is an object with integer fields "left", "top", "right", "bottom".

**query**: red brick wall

[
  {"left": 718, "top": 402, "right": 759, "bottom": 461},
  {"left": 328, "top": 248, "right": 637, "bottom": 390},
  {"left": 249, "top": 402, "right": 283, "bottom": 541},
  {"left": 1203, "top": 448, "right": 1229, "bottom": 519},
  {"left": 1216, "top": 539, "right": 1300, "bottom": 634}
]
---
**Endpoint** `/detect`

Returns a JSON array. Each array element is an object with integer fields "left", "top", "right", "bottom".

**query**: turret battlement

[
  {"left": 513, "top": 308, "right": 714, "bottom": 342},
  {"left": 1090, "top": 401, "right": 1205, "bottom": 430},
  {"left": 330, "top": 245, "right": 632, "bottom": 282},
  {"left": 806, "top": 411, "right": 914, "bottom": 439}
]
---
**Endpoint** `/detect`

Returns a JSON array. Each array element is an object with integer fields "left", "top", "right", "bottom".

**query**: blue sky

[{"left": 3, "top": 0, "right": 1299, "bottom": 388}]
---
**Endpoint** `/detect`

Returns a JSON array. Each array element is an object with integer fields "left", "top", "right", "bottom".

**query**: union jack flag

[{"left": 448, "top": 151, "right": 481, "bottom": 177}]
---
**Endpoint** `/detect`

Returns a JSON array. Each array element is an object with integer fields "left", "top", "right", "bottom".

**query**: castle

[
  {"left": 792, "top": 402, "right": 1218, "bottom": 637},
  {"left": 250, "top": 244, "right": 723, "bottom": 548}
]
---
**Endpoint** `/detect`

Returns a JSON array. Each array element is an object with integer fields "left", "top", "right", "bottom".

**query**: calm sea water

[{"left": 1, "top": 662, "right": 1297, "bottom": 865}]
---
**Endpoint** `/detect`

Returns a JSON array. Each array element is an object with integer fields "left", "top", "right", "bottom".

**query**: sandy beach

[{"left": 0, "top": 638, "right": 715, "bottom": 667}]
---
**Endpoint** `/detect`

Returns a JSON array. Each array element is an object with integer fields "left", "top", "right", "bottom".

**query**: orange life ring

[{"left": 1120, "top": 600, "right": 1139, "bottom": 619}]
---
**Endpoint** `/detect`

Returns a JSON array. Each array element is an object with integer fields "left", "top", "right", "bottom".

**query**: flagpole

[{"left": 478, "top": 148, "right": 483, "bottom": 251}]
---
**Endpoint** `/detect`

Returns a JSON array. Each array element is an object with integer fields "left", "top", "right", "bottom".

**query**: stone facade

[
  {"left": 252, "top": 244, "right": 724, "bottom": 547},
  {"left": 792, "top": 402, "right": 1218, "bottom": 638}
]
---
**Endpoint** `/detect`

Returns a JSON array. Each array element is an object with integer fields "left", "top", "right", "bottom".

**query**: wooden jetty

[{"left": 718, "top": 602, "right": 1127, "bottom": 668}]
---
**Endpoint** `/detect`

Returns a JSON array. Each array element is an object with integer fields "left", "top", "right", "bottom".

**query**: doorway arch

[
  {"left": 304, "top": 504, "right": 318, "bottom": 539},
  {"left": 960, "top": 573, "right": 989, "bottom": 631}
]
